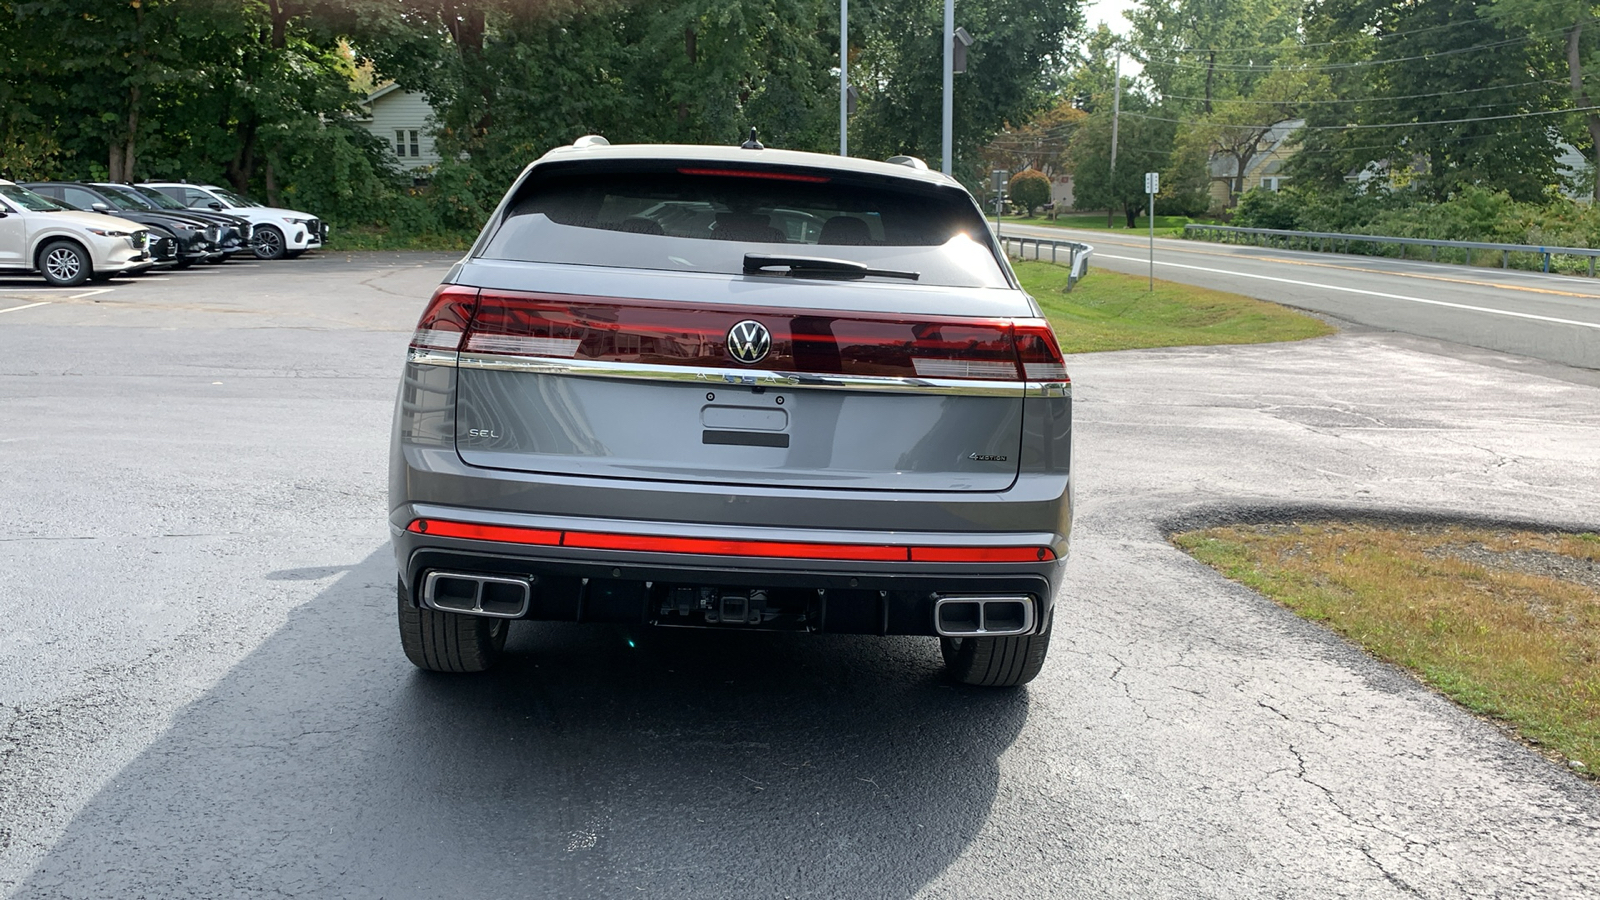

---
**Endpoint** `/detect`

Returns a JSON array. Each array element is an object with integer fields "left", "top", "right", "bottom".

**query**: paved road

[
  {"left": 1000, "top": 222, "right": 1600, "bottom": 372},
  {"left": 2, "top": 254, "right": 1598, "bottom": 898}
]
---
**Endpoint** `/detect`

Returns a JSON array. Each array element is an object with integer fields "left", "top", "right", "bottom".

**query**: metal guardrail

[
  {"left": 1184, "top": 224, "right": 1600, "bottom": 276},
  {"left": 999, "top": 235, "right": 1094, "bottom": 289}
]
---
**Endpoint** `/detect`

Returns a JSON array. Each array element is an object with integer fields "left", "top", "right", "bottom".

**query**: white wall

[{"left": 361, "top": 90, "right": 440, "bottom": 170}]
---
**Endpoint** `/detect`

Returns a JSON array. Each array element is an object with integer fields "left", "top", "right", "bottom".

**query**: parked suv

[
  {"left": 25, "top": 182, "right": 220, "bottom": 268},
  {"left": 0, "top": 180, "right": 152, "bottom": 286},
  {"left": 391, "top": 141, "right": 1074, "bottom": 686},
  {"left": 101, "top": 183, "right": 254, "bottom": 260},
  {"left": 140, "top": 182, "right": 326, "bottom": 259}
]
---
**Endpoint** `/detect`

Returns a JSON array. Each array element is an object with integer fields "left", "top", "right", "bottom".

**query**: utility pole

[
  {"left": 941, "top": 0, "right": 954, "bottom": 175},
  {"left": 1108, "top": 50, "right": 1120, "bottom": 228},
  {"left": 839, "top": 0, "right": 848, "bottom": 156}
]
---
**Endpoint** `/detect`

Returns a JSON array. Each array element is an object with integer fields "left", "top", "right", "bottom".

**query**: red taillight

[
  {"left": 676, "top": 167, "right": 831, "bottom": 183},
  {"left": 406, "top": 518, "right": 1055, "bottom": 563},
  {"left": 1013, "top": 320, "right": 1069, "bottom": 383},
  {"left": 410, "top": 285, "right": 480, "bottom": 351},
  {"left": 460, "top": 290, "right": 1067, "bottom": 382}
]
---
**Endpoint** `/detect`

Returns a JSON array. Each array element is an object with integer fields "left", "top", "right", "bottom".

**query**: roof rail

[
  {"left": 885, "top": 155, "right": 928, "bottom": 170},
  {"left": 572, "top": 135, "right": 610, "bottom": 149}
]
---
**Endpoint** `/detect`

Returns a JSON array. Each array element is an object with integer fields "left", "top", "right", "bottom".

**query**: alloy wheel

[
  {"left": 45, "top": 247, "right": 82, "bottom": 282},
  {"left": 253, "top": 228, "right": 284, "bottom": 259}
]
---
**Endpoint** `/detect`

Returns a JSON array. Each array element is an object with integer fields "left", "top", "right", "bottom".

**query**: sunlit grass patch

[
  {"left": 1014, "top": 261, "right": 1335, "bottom": 354},
  {"left": 1174, "top": 522, "right": 1600, "bottom": 775}
]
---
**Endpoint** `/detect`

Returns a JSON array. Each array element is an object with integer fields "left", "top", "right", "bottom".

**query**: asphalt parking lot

[{"left": 2, "top": 253, "right": 1599, "bottom": 898}]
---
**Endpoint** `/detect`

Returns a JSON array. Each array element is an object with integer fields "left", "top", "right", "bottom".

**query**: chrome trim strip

[
  {"left": 456, "top": 352, "right": 1069, "bottom": 397},
  {"left": 408, "top": 347, "right": 460, "bottom": 366}
]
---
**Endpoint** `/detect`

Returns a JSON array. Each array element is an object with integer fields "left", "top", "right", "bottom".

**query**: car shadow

[{"left": 13, "top": 549, "right": 1029, "bottom": 899}]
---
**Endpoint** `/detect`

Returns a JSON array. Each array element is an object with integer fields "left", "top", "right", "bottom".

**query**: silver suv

[{"left": 389, "top": 138, "right": 1072, "bottom": 687}]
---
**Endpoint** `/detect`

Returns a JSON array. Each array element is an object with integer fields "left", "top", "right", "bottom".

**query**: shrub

[{"left": 1009, "top": 169, "right": 1052, "bottom": 217}]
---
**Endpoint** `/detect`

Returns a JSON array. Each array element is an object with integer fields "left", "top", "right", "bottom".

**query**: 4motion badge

[
  {"left": 968, "top": 453, "right": 1008, "bottom": 462},
  {"left": 727, "top": 320, "right": 772, "bottom": 365}
]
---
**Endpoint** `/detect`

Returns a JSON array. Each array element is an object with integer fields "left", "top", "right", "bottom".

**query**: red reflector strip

[
  {"left": 909, "top": 546, "right": 1055, "bottom": 563},
  {"left": 563, "top": 530, "right": 905, "bottom": 561},
  {"left": 677, "top": 167, "right": 831, "bottom": 183},
  {"left": 407, "top": 519, "right": 1054, "bottom": 563},
  {"left": 407, "top": 519, "right": 561, "bottom": 546}
]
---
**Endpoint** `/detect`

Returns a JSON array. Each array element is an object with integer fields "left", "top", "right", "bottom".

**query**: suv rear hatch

[{"left": 421, "top": 158, "right": 1064, "bottom": 493}]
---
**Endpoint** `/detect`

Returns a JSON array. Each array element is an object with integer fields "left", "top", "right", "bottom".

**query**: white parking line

[
  {"left": 0, "top": 301, "right": 49, "bottom": 315},
  {"left": 1095, "top": 253, "right": 1600, "bottom": 331}
]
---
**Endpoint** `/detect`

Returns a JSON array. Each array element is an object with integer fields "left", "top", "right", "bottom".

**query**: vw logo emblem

[{"left": 726, "top": 319, "right": 772, "bottom": 365}]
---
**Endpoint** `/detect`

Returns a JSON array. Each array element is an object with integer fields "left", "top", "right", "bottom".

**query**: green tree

[
  {"left": 1483, "top": 0, "right": 1600, "bottom": 199},
  {"left": 1067, "top": 89, "right": 1175, "bottom": 226},
  {"left": 1127, "top": 0, "right": 1302, "bottom": 114},
  {"left": 1009, "top": 168, "right": 1051, "bottom": 215},
  {"left": 851, "top": 0, "right": 1084, "bottom": 187},
  {"left": 1291, "top": 0, "right": 1564, "bottom": 202}
]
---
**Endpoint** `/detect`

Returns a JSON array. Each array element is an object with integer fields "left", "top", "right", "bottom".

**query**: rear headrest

[{"left": 819, "top": 216, "right": 871, "bottom": 245}]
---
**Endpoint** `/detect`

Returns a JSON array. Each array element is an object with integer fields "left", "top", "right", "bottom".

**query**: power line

[
  {"left": 1137, "top": 27, "right": 1566, "bottom": 73},
  {"left": 1123, "top": 105, "right": 1600, "bottom": 131},
  {"left": 1143, "top": 20, "right": 1479, "bottom": 55},
  {"left": 1159, "top": 79, "right": 1567, "bottom": 106}
]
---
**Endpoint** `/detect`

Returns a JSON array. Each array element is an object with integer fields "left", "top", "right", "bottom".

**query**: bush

[
  {"left": 1009, "top": 169, "right": 1052, "bottom": 217},
  {"left": 1231, "top": 187, "right": 1302, "bottom": 230}
]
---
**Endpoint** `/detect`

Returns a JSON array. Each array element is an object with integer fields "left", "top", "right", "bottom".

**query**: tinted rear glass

[{"left": 480, "top": 166, "right": 1011, "bottom": 288}]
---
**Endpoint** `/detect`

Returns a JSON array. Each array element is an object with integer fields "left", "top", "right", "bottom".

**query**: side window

[
  {"left": 183, "top": 189, "right": 212, "bottom": 208},
  {"left": 62, "top": 187, "right": 102, "bottom": 209},
  {"left": 395, "top": 130, "right": 408, "bottom": 157},
  {"left": 409, "top": 130, "right": 420, "bottom": 157}
]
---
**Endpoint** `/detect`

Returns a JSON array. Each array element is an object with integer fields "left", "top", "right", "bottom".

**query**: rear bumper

[{"left": 391, "top": 505, "right": 1064, "bottom": 636}]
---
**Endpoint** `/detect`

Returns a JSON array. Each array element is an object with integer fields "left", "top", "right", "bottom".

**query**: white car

[
  {"left": 0, "top": 180, "right": 153, "bottom": 286},
  {"left": 139, "top": 182, "right": 327, "bottom": 260}
]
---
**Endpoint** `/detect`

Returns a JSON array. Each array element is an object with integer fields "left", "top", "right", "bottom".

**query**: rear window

[{"left": 479, "top": 165, "right": 1012, "bottom": 288}]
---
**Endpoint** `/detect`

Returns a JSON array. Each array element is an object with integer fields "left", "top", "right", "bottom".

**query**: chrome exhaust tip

[
  {"left": 933, "top": 595, "right": 1035, "bottom": 637},
  {"left": 422, "top": 571, "right": 531, "bottom": 619}
]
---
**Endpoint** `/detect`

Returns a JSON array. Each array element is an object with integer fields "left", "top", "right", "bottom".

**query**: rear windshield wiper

[{"left": 744, "top": 253, "right": 920, "bottom": 281}]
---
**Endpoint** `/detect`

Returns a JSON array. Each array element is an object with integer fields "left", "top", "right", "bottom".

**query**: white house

[{"left": 358, "top": 84, "right": 441, "bottom": 172}]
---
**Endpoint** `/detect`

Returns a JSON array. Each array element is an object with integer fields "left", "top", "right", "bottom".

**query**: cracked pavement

[{"left": 1, "top": 254, "right": 1598, "bottom": 897}]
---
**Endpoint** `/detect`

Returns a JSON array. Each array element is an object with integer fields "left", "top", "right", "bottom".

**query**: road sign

[{"left": 1145, "top": 174, "right": 1158, "bottom": 291}]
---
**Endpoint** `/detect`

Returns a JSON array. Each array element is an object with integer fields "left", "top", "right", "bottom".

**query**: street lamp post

[
  {"left": 840, "top": 0, "right": 848, "bottom": 156},
  {"left": 941, "top": 0, "right": 953, "bottom": 175}
]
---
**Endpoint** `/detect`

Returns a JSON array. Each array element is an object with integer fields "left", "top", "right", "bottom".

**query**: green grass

[
  {"left": 1174, "top": 523, "right": 1600, "bottom": 777},
  {"left": 325, "top": 227, "right": 476, "bottom": 252},
  {"left": 1001, "top": 213, "right": 1217, "bottom": 237},
  {"left": 1012, "top": 260, "right": 1334, "bottom": 354}
]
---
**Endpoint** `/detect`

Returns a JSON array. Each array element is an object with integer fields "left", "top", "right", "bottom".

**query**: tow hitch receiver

[{"left": 657, "top": 586, "right": 772, "bottom": 627}]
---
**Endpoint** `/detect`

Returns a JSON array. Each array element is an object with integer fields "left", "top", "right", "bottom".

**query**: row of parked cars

[{"left": 0, "top": 179, "right": 329, "bottom": 287}]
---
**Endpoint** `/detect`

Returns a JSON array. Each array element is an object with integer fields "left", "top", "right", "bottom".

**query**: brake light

[
  {"left": 459, "top": 290, "right": 1068, "bottom": 382},
  {"left": 410, "top": 285, "right": 479, "bottom": 351},
  {"left": 676, "top": 167, "right": 831, "bottom": 183},
  {"left": 1013, "top": 320, "right": 1069, "bottom": 382}
]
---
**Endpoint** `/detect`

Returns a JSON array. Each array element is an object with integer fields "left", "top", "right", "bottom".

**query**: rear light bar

[
  {"left": 429, "top": 288, "right": 1068, "bottom": 383},
  {"left": 408, "top": 518, "right": 1055, "bottom": 563},
  {"left": 676, "top": 167, "right": 831, "bottom": 183}
]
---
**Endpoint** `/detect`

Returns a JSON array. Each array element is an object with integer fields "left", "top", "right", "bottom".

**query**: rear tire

[
  {"left": 940, "top": 615, "right": 1051, "bottom": 687},
  {"left": 397, "top": 578, "right": 507, "bottom": 672}
]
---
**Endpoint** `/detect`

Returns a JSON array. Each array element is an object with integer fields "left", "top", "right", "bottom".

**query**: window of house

[
  {"left": 409, "top": 130, "right": 420, "bottom": 157},
  {"left": 1261, "top": 177, "right": 1285, "bottom": 191},
  {"left": 395, "top": 130, "right": 408, "bottom": 157}
]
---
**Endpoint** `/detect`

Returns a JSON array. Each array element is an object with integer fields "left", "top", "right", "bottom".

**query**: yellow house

[{"left": 1208, "top": 118, "right": 1302, "bottom": 210}]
